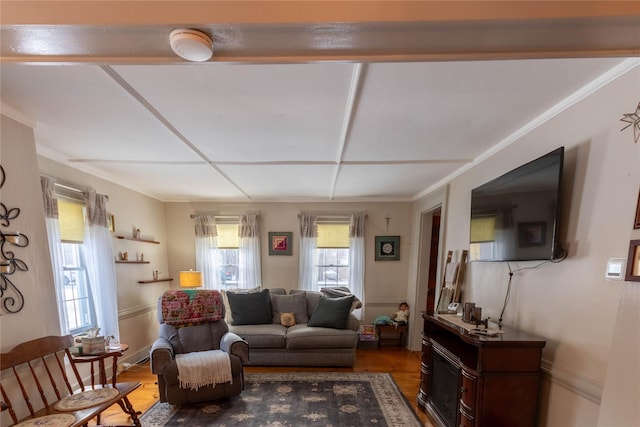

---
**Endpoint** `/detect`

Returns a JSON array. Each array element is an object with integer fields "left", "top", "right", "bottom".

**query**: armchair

[{"left": 150, "top": 290, "right": 249, "bottom": 405}]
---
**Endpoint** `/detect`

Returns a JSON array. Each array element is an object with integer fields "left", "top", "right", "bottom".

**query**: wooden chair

[{"left": 0, "top": 335, "right": 141, "bottom": 427}]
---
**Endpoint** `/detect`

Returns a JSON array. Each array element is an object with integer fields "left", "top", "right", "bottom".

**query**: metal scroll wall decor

[{"left": 0, "top": 164, "right": 28, "bottom": 313}]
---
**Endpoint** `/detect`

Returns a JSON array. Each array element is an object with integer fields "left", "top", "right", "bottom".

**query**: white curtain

[
  {"left": 349, "top": 212, "right": 366, "bottom": 320},
  {"left": 238, "top": 213, "right": 261, "bottom": 289},
  {"left": 40, "top": 176, "right": 70, "bottom": 334},
  {"left": 194, "top": 215, "right": 222, "bottom": 290},
  {"left": 84, "top": 191, "right": 120, "bottom": 341},
  {"left": 298, "top": 213, "right": 318, "bottom": 291}
]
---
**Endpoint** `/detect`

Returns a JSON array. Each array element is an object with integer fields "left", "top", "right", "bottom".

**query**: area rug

[{"left": 140, "top": 372, "right": 422, "bottom": 426}]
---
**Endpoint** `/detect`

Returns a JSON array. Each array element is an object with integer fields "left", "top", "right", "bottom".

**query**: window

[
  {"left": 194, "top": 213, "right": 261, "bottom": 290},
  {"left": 57, "top": 196, "right": 97, "bottom": 334},
  {"left": 61, "top": 243, "right": 96, "bottom": 332},
  {"left": 316, "top": 221, "right": 350, "bottom": 290},
  {"left": 216, "top": 222, "right": 239, "bottom": 287}
]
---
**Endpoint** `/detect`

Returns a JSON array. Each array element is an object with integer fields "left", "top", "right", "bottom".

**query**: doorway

[
  {"left": 409, "top": 206, "right": 442, "bottom": 350},
  {"left": 425, "top": 211, "right": 441, "bottom": 314}
]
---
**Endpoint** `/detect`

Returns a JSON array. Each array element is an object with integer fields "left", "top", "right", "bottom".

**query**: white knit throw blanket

[{"left": 175, "top": 350, "right": 232, "bottom": 391}]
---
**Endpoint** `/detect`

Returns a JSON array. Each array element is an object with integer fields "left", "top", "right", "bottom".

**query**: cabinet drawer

[{"left": 460, "top": 370, "right": 476, "bottom": 411}]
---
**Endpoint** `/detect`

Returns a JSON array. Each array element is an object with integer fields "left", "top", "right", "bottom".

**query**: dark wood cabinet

[{"left": 418, "top": 312, "right": 545, "bottom": 427}]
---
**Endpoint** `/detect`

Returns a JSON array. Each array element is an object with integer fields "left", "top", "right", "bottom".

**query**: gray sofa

[{"left": 225, "top": 288, "right": 360, "bottom": 367}]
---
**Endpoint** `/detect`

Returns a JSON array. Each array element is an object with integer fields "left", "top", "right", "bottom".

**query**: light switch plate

[{"left": 605, "top": 258, "right": 626, "bottom": 281}]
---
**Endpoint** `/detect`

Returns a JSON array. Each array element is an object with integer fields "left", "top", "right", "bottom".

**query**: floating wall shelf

[
  {"left": 116, "top": 236, "right": 160, "bottom": 244},
  {"left": 115, "top": 261, "right": 150, "bottom": 264},
  {"left": 138, "top": 278, "right": 173, "bottom": 284}
]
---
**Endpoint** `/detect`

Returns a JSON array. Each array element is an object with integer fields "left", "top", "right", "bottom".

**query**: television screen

[{"left": 469, "top": 147, "right": 564, "bottom": 261}]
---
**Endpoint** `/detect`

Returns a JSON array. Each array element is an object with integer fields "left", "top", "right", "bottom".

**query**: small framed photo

[
  {"left": 518, "top": 222, "right": 547, "bottom": 247},
  {"left": 107, "top": 213, "right": 115, "bottom": 232},
  {"left": 625, "top": 240, "right": 640, "bottom": 282},
  {"left": 268, "top": 232, "right": 292, "bottom": 255},
  {"left": 375, "top": 235, "right": 400, "bottom": 261}
]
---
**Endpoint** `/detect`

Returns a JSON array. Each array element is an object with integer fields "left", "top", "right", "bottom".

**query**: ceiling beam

[{"left": 1, "top": 1, "right": 639, "bottom": 64}]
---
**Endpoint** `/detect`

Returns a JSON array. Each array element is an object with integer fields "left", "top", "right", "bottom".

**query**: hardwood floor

[{"left": 96, "top": 347, "right": 436, "bottom": 426}]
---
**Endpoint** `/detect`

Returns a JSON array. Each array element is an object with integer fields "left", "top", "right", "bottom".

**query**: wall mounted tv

[{"left": 469, "top": 147, "right": 564, "bottom": 262}]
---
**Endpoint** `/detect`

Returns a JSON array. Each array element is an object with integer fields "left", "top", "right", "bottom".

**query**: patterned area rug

[{"left": 141, "top": 372, "right": 422, "bottom": 426}]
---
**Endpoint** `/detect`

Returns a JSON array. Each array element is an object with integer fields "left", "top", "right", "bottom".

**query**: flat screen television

[{"left": 469, "top": 147, "right": 564, "bottom": 261}]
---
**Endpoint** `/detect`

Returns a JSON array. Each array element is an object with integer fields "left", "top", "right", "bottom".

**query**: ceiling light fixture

[{"left": 169, "top": 29, "right": 213, "bottom": 62}]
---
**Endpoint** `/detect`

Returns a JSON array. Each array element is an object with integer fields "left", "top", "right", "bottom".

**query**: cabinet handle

[{"left": 460, "top": 386, "right": 467, "bottom": 393}]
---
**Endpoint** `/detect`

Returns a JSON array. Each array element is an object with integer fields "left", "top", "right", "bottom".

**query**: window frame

[
  {"left": 60, "top": 242, "right": 98, "bottom": 334},
  {"left": 214, "top": 218, "right": 240, "bottom": 288},
  {"left": 315, "top": 219, "right": 351, "bottom": 291},
  {"left": 54, "top": 187, "right": 99, "bottom": 335}
]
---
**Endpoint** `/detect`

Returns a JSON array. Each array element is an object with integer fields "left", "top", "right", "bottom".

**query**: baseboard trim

[
  {"left": 119, "top": 346, "right": 151, "bottom": 369},
  {"left": 541, "top": 358, "right": 603, "bottom": 404}
]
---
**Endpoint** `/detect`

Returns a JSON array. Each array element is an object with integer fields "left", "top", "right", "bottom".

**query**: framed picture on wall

[
  {"left": 634, "top": 190, "right": 640, "bottom": 229},
  {"left": 375, "top": 235, "right": 400, "bottom": 261},
  {"left": 625, "top": 239, "right": 640, "bottom": 282},
  {"left": 107, "top": 213, "right": 115, "bottom": 232},
  {"left": 268, "top": 232, "right": 292, "bottom": 255}
]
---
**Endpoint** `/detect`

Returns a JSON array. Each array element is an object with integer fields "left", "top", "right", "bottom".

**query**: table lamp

[{"left": 179, "top": 270, "right": 203, "bottom": 296}]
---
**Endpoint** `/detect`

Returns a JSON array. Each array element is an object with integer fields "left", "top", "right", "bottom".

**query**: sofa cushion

[
  {"left": 227, "top": 289, "right": 272, "bottom": 326},
  {"left": 221, "top": 286, "right": 261, "bottom": 323},
  {"left": 228, "top": 324, "right": 287, "bottom": 348},
  {"left": 285, "top": 324, "right": 358, "bottom": 350},
  {"left": 271, "top": 292, "right": 308, "bottom": 324},
  {"left": 307, "top": 295, "right": 355, "bottom": 329}
]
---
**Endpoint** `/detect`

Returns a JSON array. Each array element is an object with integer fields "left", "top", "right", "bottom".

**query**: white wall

[
  {"left": 0, "top": 116, "right": 61, "bottom": 350},
  {"left": 163, "top": 201, "right": 413, "bottom": 324},
  {"left": 412, "top": 67, "right": 640, "bottom": 426}
]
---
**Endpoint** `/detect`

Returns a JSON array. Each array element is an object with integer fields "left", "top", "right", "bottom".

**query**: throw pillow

[
  {"left": 307, "top": 295, "right": 355, "bottom": 329},
  {"left": 227, "top": 289, "right": 273, "bottom": 325},
  {"left": 280, "top": 312, "right": 296, "bottom": 327},
  {"left": 223, "top": 286, "right": 261, "bottom": 323},
  {"left": 271, "top": 292, "right": 308, "bottom": 324}
]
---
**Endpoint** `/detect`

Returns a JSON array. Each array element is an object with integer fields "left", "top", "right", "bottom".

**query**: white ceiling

[
  {"left": 1, "top": 3, "right": 637, "bottom": 202},
  {"left": 1, "top": 58, "right": 629, "bottom": 201}
]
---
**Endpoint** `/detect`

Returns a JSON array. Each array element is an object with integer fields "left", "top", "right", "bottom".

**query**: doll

[{"left": 392, "top": 302, "right": 410, "bottom": 325}]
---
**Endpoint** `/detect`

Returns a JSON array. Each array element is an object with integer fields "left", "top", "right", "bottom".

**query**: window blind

[
  {"left": 216, "top": 223, "right": 239, "bottom": 248},
  {"left": 58, "top": 197, "right": 85, "bottom": 243},
  {"left": 317, "top": 222, "right": 350, "bottom": 248}
]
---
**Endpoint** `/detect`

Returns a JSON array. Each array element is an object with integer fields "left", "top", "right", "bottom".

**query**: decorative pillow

[
  {"left": 280, "top": 312, "right": 296, "bottom": 327},
  {"left": 227, "top": 289, "right": 273, "bottom": 325},
  {"left": 222, "top": 286, "right": 261, "bottom": 323},
  {"left": 307, "top": 295, "right": 355, "bottom": 329},
  {"left": 271, "top": 292, "right": 308, "bottom": 324}
]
